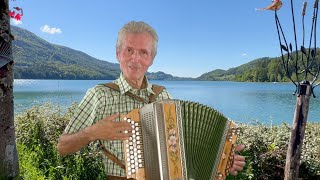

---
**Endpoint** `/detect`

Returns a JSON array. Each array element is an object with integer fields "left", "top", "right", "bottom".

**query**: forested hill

[
  {"left": 11, "top": 26, "right": 182, "bottom": 80},
  {"left": 197, "top": 53, "right": 320, "bottom": 82},
  {"left": 11, "top": 26, "right": 319, "bottom": 82},
  {"left": 12, "top": 26, "right": 121, "bottom": 79}
]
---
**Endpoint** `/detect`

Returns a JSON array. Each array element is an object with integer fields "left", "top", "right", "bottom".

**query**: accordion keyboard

[
  {"left": 124, "top": 117, "right": 144, "bottom": 174},
  {"left": 122, "top": 109, "right": 146, "bottom": 179}
]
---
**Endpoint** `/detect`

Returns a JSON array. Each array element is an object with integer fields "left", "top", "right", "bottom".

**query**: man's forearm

[{"left": 57, "top": 126, "right": 95, "bottom": 156}]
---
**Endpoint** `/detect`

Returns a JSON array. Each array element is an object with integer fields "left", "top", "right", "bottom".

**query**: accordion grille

[{"left": 181, "top": 100, "right": 228, "bottom": 180}]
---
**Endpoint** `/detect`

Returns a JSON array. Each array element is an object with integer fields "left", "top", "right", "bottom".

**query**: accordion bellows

[{"left": 122, "top": 99, "right": 239, "bottom": 180}]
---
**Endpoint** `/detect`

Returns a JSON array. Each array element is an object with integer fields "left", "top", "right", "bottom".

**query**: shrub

[
  {"left": 228, "top": 122, "right": 320, "bottom": 180},
  {"left": 15, "top": 103, "right": 105, "bottom": 179}
]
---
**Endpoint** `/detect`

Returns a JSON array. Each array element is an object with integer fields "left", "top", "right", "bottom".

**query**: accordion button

[
  {"left": 137, "top": 141, "right": 140, "bottom": 144},
  {"left": 139, "top": 164, "right": 142, "bottom": 168},
  {"left": 128, "top": 172, "right": 131, "bottom": 176},
  {"left": 131, "top": 121, "right": 135, "bottom": 124},
  {"left": 222, "top": 153, "right": 226, "bottom": 159},
  {"left": 138, "top": 155, "right": 142, "bottom": 158}
]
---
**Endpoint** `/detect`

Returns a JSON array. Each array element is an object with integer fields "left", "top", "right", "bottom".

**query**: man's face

[{"left": 117, "top": 32, "right": 154, "bottom": 83}]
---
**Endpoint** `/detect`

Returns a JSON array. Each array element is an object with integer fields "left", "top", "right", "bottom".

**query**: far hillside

[{"left": 197, "top": 53, "right": 320, "bottom": 82}]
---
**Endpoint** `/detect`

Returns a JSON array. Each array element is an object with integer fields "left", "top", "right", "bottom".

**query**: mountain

[
  {"left": 146, "top": 71, "right": 193, "bottom": 80},
  {"left": 11, "top": 26, "right": 319, "bottom": 82},
  {"left": 197, "top": 54, "right": 320, "bottom": 82},
  {"left": 11, "top": 26, "right": 182, "bottom": 80},
  {"left": 197, "top": 57, "right": 273, "bottom": 81}
]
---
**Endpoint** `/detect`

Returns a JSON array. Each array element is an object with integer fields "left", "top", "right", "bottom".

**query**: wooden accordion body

[{"left": 121, "top": 99, "right": 239, "bottom": 180}]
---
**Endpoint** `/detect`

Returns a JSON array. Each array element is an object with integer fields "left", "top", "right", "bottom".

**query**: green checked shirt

[{"left": 64, "top": 73, "right": 172, "bottom": 176}]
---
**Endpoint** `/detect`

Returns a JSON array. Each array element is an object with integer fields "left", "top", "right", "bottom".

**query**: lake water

[{"left": 13, "top": 79, "right": 320, "bottom": 125}]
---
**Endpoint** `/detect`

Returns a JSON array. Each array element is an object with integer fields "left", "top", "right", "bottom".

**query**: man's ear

[{"left": 116, "top": 50, "right": 120, "bottom": 62}]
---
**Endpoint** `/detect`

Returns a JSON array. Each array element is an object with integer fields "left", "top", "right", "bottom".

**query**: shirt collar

[{"left": 115, "top": 73, "right": 155, "bottom": 95}]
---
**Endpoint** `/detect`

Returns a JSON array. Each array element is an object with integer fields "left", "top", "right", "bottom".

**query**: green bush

[
  {"left": 228, "top": 122, "right": 320, "bottom": 180},
  {"left": 15, "top": 103, "right": 105, "bottom": 179},
  {"left": 15, "top": 104, "right": 320, "bottom": 179}
]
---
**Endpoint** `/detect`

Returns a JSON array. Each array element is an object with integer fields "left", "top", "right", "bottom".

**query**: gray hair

[{"left": 116, "top": 21, "right": 158, "bottom": 59}]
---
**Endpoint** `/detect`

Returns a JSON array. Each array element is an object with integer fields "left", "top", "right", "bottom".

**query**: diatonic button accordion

[{"left": 121, "top": 99, "right": 240, "bottom": 180}]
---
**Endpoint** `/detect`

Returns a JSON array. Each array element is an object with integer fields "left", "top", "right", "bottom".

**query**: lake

[{"left": 13, "top": 79, "right": 320, "bottom": 125}]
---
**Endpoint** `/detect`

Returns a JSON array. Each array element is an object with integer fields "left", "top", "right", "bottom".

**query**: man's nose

[{"left": 131, "top": 50, "right": 141, "bottom": 62}]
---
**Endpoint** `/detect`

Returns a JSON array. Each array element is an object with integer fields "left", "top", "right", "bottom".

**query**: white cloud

[
  {"left": 11, "top": 19, "right": 22, "bottom": 25},
  {"left": 241, "top": 53, "right": 247, "bottom": 56},
  {"left": 40, "top": 25, "right": 62, "bottom": 34}
]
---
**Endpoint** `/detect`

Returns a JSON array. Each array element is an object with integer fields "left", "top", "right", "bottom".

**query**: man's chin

[{"left": 126, "top": 73, "right": 144, "bottom": 81}]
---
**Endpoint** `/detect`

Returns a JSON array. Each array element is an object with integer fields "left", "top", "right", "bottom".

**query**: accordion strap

[
  {"left": 99, "top": 82, "right": 165, "bottom": 169},
  {"left": 99, "top": 144, "right": 126, "bottom": 169}
]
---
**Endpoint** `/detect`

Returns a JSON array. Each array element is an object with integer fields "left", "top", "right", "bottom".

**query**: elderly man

[{"left": 57, "top": 21, "right": 245, "bottom": 179}]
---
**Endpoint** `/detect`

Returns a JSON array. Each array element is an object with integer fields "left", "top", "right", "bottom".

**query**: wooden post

[
  {"left": 284, "top": 81, "right": 311, "bottom": 180},
  {"left": 0, "top": 0, "right": 20, "bottom": 178}
]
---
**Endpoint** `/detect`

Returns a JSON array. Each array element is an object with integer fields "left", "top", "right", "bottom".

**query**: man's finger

[
  {"left": 234, "top": 154, "right": 245, "bottom": 161},
  {"left": 101, "top": 113, "right": 120, "bottom": 122},
  {"left": 112, "top": 121, "right": 132, "bottom": 130},
  {"left": 235, "top": 144, "right": 245, "bottom": 152},
  {"left": 233, "top": 159, "right": 246, "bottom": 167},
  {"left": 229, "top": 169, "right": 238, "bottom": 176},
  {"left": 113, "top": 132, "right": 132, "bottom": 140},
  {"left": 232, "top": 164, "right": 244, "bottom": 171}
]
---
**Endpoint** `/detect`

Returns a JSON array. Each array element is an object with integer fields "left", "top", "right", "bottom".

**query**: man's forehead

[{"left": 122, "top": 33, "right": 152, "bottom": 49}]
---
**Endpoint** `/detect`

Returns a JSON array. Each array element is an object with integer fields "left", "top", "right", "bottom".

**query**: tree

[{"left": 0, "top": 0, "right": 19, "bottom": 178}]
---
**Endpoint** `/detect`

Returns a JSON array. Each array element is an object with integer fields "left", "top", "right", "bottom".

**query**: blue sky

[{"left": 9, "top": 0, "right": 317, "bottom": 78}]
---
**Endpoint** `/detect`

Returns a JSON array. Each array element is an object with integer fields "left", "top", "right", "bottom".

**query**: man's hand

[
  {"left": 57, "top": 113, "right": 132, "bottom": 156},
  {"left": 89, "top": 113, "right": 133, "bottom": 141},
  {"left": 229, "top": 144, "right": 246, "bottom": 176}
]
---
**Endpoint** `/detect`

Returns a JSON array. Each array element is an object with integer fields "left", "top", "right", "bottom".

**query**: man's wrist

[{"left": 83, "top": 125, "right": 96, "bottom": 142}]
